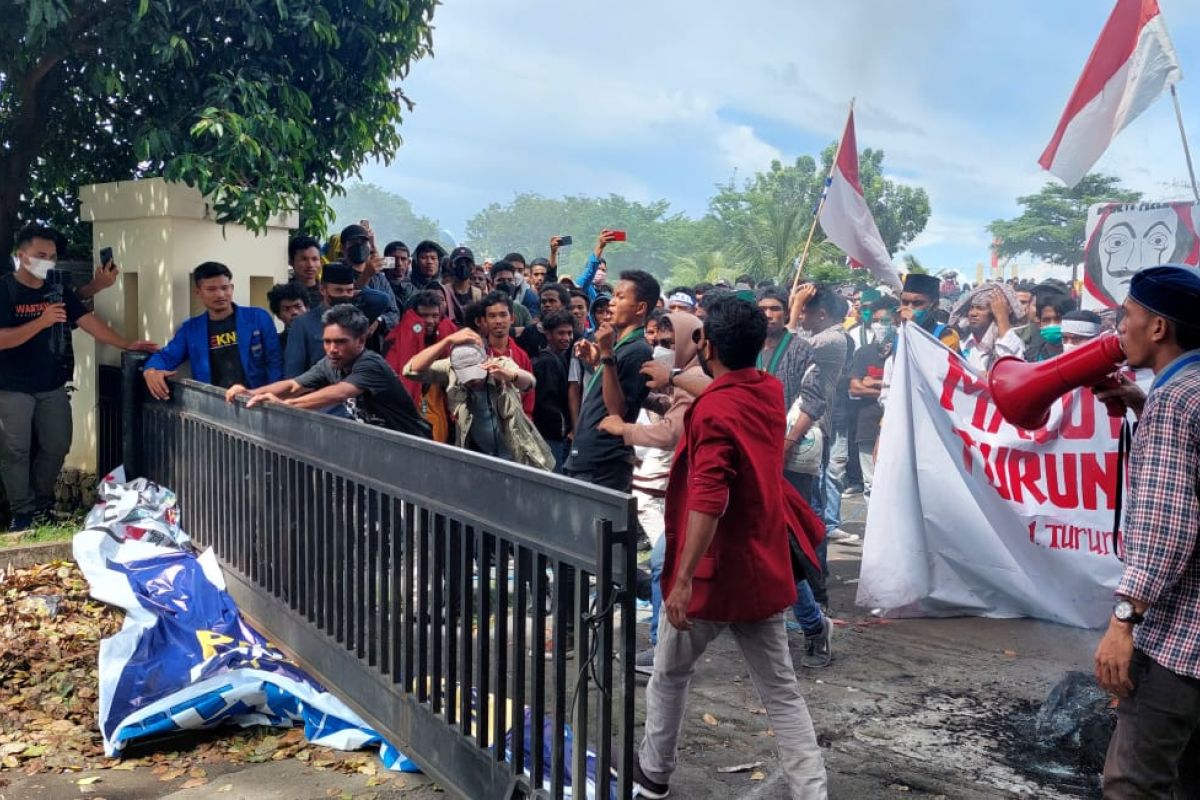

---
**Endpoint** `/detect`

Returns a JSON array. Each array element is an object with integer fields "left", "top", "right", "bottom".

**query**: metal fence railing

[{"left": 127, "top": 360, "right": 639, "bottom": 800}]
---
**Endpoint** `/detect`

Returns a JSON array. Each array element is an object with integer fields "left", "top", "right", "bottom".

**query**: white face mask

[
  {"left": 26, "top": 257, "right": 55, "bottom": 280},
  {"left": 1062, "top": 342, "right": 1081, "bottom": 353},
  {"left": 652, "top": 345, "right": 674, "bottom": 368}
]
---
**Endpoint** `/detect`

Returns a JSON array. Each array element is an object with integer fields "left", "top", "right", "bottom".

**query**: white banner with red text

[{"left": 857, "top": 323, "right": 1129, "bottom": 629}]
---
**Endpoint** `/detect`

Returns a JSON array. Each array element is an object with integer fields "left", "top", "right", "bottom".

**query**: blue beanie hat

[{"left": 1128, "top": 264, "right": 1200, "bottom": 325}]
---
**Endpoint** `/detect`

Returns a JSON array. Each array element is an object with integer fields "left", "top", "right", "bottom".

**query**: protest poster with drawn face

[{"left": 1083, "top": 201, "right": 1200, "bottom": 309}]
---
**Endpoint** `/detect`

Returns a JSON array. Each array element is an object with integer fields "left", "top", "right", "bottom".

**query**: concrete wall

[{"left": 68, "top": 178, "right": 297, "bottom": 471}]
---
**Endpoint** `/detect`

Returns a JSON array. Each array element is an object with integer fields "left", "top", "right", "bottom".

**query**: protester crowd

[
  {"left": 0, "top": 215, "right": 1162, "bottom": 800},
  {"left": 145, "top": 221, "right": 1098, "bottom": 672}
]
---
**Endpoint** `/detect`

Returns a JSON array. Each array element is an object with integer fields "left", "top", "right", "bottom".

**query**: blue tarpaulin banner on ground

[{"left": 72, "top": 472, "right": 418, "bottom": 772}]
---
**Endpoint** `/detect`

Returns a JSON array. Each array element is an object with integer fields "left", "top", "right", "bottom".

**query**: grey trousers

[
  {"left": 639, "top": 611, "right": 828, "bottom": 799},
  {"left": 0, "top": 387, "right": 72, "bottom": 515}
]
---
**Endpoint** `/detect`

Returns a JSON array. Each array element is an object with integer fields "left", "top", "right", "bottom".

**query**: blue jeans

[
  {"left": 785, "top": 465, "right": 829, "bottom": 630},
  {"left": 822, "top": 463, "right": 842, "bottom": 535},
  {"left": 547, "top": 439, "right": 570, "bottom": 474},
  {"left": 792, "top": 579, "right": 824, "bottom": 636},
  {"left": 649, "top": 534, "right": 665, "bottom": 646}
]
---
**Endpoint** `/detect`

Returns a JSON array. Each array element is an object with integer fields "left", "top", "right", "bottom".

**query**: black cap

[
  {"left": 320, "top": 262, "right": 355, "bottom": 285},
  {"left": 339, "top": 224, "right": 370, "bottom": 243},
  {"left": 448, "top": 246, "right": 474, "bottom": 265},
  {"left": 902, "top": 273, "right": 940, "bottom": 299}
]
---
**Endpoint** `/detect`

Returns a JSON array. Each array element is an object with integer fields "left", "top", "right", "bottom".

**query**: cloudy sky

[{"left": 358, "top": 0, "right": 1200, "bottom": 279}]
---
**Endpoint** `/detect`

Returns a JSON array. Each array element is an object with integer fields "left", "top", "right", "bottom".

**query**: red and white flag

[
  {"left": 817, "top": 108, "right": 900, "bottom": 289},
  {"left": 1039, "top": 0, "right": 1181, "bottom": 187}
]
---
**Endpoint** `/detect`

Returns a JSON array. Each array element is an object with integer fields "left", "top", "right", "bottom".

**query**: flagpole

[
  {"left": 1170, "top": 85, "right": 1200, "bottom": 203},
  {"left": 791, "top": 98, "right": 855, "bottom": 292}
]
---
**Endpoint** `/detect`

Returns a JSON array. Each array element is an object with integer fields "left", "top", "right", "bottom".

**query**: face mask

[
  {"left": 26, "top": 257, "right": 54, "bottom": 280},
  {"left": 911, "top": 307, "right": 931, "bottom": 326},
  {"left": 870, "top": 323, "right": 896, "bottom": 344},
  {"left": 345, "top": 242, "right": 371, "bottom": 266},
  {"left": 452, "top": 261, "right": 473, "bottom": 281},
  {"left": 1062, "top": 342, "right": 1081, "bottom": 353},
  {"left": 1040, "top": 324, "right": 1062, "bottom": 344}
]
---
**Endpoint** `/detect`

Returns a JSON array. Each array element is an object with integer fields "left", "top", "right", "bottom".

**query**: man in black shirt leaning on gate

[
  {"left": 565, "top": 269, "right": 660, "bottom": 492},
  {"left": 225, "top": 305, "right": 430, "bottom": 439},
  {"left": 0, "top": 223, "right": 159, "bottom": 530}
]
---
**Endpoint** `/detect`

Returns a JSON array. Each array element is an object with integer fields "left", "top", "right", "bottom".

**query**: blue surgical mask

[
  {"left": 1041, "top": 324, "right": 1062, "bottom": 344},
  {"left": 911, "top": 307, "right": 931, "bottom": 325}
]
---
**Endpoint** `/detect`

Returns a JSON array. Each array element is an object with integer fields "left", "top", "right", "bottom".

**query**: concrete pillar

[{"left": 69, "top": 178, "right": 296, "bottom": 471}]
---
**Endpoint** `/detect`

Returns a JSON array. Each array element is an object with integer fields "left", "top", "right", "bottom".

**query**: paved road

[{"left": 3, "top": 497, "right": 1102, "bottom": 799}]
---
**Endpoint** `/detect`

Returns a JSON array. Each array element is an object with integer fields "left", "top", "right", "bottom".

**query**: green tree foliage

[
  {"left": 0, "top": 0, "right": 437, "bottom": 256},
  {"left": 988, "top": 174, "right": 1142, "bottom": 266},
  {"left": 463, "top": 193, "right": 703, "bottom": 279},
  {"left": 901, "top": 253, "right": 929, "bottom": 275},
  {"left": 665, "top": 251, "right": 739, "bottom": 290},
  {"left": 330, "top": 183, "right": 446, "bottom": 249},
  {"left": 705, "top": 146, "right": 931, "bottom": 283}
]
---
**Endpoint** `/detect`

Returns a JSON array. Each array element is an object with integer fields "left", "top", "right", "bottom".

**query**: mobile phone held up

[
  {"left": 610, "top": 230, "right": 627, "bottom": 242},
  {"left": 99, "top": 247, "right": 113, "bottom": 266},
  {"left": 557, "top": 235, "right": 573, "bottom": 247}
]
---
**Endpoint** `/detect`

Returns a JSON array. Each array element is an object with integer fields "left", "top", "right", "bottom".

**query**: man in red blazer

[{"left": 634, "top": 296, "right": 827, "bottom": 800}]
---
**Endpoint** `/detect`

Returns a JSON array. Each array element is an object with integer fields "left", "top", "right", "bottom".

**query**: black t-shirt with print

[
  {"left": 0, "top": 273, "right": 88, "bottom": 393},
  {"left": 567, "top": 334, "right": 652, "bottom": 472},
  {"left": 295, "top": 350, "right": 430, "bottom": 438},
  {"left": 207, "top": 314, "right": 247, "bottom": 389},
  {"left": 849, "top": 342, "right": 887, "bottom": 445}
]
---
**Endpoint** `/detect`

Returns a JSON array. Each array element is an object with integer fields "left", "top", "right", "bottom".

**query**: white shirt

[{"left": 960, "top": 327, "right": 1023, "bottom": 374}]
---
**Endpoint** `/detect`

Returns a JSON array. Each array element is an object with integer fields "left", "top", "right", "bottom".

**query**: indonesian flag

[
  {"left": 817, "top": 109, "right": 900, "bottom": 289},
  {"left": 1039, "top": 0, "right": 1181, "bottom": 187}
]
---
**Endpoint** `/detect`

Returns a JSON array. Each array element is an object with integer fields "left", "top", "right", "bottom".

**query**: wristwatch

[
  {"left": 1114, "top": 599, "right": 1145, "bottom": 625},
  {"left": 668, "top": 367, "right": 682, "bottom": 387},
  {"left": 600, "top": 355, "right": 616, "bottom": 366}
]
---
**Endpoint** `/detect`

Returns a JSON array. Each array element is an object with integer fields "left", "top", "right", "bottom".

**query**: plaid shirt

[{"left": 1117, "top": 354, "right": 1200, "bottom": 678}]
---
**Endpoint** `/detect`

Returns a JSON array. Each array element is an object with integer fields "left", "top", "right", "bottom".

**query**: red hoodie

[{"left": 384, "top": 309, "right": 458, "bottom": 407}]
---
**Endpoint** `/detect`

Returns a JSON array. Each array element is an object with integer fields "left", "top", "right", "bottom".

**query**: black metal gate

[{"left": 130, "top": 369, "right": 639, "bottom": 800}]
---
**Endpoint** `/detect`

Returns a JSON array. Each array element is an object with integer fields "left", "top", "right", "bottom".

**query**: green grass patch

[{"left": 0, "top": 517, "right": 81, "bottom": 548}]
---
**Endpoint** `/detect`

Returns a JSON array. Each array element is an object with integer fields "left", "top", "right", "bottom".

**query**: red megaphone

[{"left": 989, "top": 334, "right": 1126, "bottom": 430}]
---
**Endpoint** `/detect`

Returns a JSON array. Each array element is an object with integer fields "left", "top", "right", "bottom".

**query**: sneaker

[
  {"left": 633, "top": 756, "right": 670, "bottom": 799},
  {"left": 634, "top": 647, "right": 655, "bottom": 676},
  {"left": 785, "top": 617, "right": 803, "bottom": 633},
  {"left": 840, "top": 485, "right": 864, "bottom": 498},
  {"left": 7, "top": 513, "right": 33, "bottom": 533},
  {"left": 827, "top": 528, "right": 861, "bottom": 544},
  {"left": 800, "top": 615, "right": 832, "bottom": 669}
]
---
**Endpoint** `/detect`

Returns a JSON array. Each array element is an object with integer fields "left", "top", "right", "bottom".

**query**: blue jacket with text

[{"left": 144, "top": 305, "right": 282, "bottom": 388}]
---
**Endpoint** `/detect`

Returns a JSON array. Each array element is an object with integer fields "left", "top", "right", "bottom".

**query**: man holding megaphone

[{"left": 1079, "top": 264, "right": 1200, "bottom": 798}]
